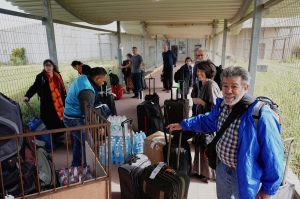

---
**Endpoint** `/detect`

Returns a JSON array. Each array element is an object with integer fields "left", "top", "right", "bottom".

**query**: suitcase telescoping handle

[
  {"left": 147, "top": 76, "right": 155, "bottom": 95},
  {"left": 178, "top": 80, "right": 187, "bottom": 99},
  {"left": 121, "top": 118, "right": 133, "bottom": 162},
  {"left": 170, "top": 87, "right": 179, "bottom": 101},
  {"left": 282, "top": 138, "right": 294, "bottom": 185},
  {"left": 162, "top": 105, "right": 182, "bottom": 170},
  {"left": 170, "top": 81, "right": 186, "bottom": 101},
  {"left": 24, "top": 101, "right": 38, "bottom": 118},
  {"left": 167, "top": 131, "right": 182, "bottom": 170}
]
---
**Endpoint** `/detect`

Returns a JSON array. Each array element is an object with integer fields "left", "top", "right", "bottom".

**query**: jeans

[
  {"left": 216, "top": 161, "right": 239, "bottom": 199},
  {"left": 132, "top": 72, "right": 142, "bottom": 97},
  {"left": 63, "top": 117, "right": 86, "bottom": 167}
]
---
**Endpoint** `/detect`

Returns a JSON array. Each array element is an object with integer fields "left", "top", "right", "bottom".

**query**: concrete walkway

[{"left": 111, "top": 62, "right": 217, "bottom": 199}]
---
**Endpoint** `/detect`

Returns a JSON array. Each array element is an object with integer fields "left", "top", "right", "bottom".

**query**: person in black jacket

[
  {"left": 119, "top": 53, "right": 133, "bottom": 94},
  {"left": 71, "top": 60, "right": 91, "bottom": 76},
  {"left": 174, "top": 57, "right": 192, "bottom": 99},
  {"left": 162, "top": 43, "right": 177, "bottom": 93},
  {"left": 22, "top": 59, "right": 67, "bottom": 145}
]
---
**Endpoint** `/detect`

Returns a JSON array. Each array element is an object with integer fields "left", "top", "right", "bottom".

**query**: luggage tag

[{"left": 149, "top": 162, "right": 165, "bottom": 179}]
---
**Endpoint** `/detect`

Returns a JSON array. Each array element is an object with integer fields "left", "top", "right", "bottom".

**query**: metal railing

[{"left": 0, "top": 103, "right": 111, "bottom": 199}]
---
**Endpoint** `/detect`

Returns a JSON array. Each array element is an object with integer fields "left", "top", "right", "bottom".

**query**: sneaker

[
  {"left": 132, "top": 95, "right": 138, "bottom": 98},
  {"left": 162, "top": 88, "right": 167, "bottom": 91}
]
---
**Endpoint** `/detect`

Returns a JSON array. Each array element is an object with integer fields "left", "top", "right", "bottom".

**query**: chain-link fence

[
  {"left": 213, "top": 0, "right": 300, "bottom": 177},
  {"left": 0, "top": 13, "right": 163, "bottom": 102}
]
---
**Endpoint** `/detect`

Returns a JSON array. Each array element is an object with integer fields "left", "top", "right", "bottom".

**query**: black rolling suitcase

[
  {"left": 144, "top": 76, "right": 159, "bottom": 104},
  {"left": 118, "top": 119, "right": 151, "bottom": 199},
  {"left": 139, "top": 131, "right": 190, "bottom": 199},
  {"left": 137, "top": 100, "right": 164, "bottom": 136},
  {"left": 164, "top": 82, "right": 189, "bottom": 130}
]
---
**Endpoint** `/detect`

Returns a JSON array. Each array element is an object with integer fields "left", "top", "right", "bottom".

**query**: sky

[
  {"left": 0, "top": 0, "right": 25, "bottom": 12},
  {"left": 0, "top": 0, "right": 123, "bottom": 32}
]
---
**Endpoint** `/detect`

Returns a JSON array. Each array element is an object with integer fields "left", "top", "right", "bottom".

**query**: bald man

[{"left": 162, "top": 43, "right": 177, "bottom": 92}]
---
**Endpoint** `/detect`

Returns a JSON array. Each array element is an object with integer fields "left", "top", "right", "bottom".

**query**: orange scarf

[{"left": 47, "top": 71, "right": 66, "bottom": 121}]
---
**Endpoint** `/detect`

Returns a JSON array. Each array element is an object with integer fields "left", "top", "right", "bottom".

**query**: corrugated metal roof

[{"left": 7, "top": 0, "right": 298, "bottom": 39}]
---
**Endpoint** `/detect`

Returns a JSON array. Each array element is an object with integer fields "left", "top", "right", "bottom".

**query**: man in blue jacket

[
  {"left": 162, "top": 43, "right": 177, "bottom": 93},
  {"left": 63, "top": 67, "right": 107, "bottom": 167},
  {"left": 167, "top": 66, "right": 283, "bottom": 199}
]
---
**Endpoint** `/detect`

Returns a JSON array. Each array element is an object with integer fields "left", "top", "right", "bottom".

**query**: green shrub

[
  {"left": 20, "top": 98, "right": 40, "bottom": 124},
  {"left": 10, "top": 47, "right": 27, "bottom": 65}
]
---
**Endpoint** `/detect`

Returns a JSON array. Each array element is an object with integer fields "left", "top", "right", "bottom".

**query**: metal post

[
  {"left": 42, "top": 0, "right": 58, "bottom": 67},
  {"left": 155, "top": 35, "right": 158, "bottom": 68},
  {"left": 117, "top": 21, "right": 123, "bottom": 85},
  {"left": 221, "top": 19, "right": 228, "bottom": 67},
  {"left": 248, "top": 0, "right": 263, "bottom": 96},
  {"left": 99, "top": 34, "right": 102, "bottom": 63},
  {"left": 212, "top": 20, "right": 218, "bottom": 63}
]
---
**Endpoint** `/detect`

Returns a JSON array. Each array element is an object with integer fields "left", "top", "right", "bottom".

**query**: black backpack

[
  {"left": 253, "top": 96, "right": 280, "bottom": 125},
  {"left": 212, "top": 64, "right": 223, "bottom": 90},
  {"left": 109, "top": 72, "right": 119, "bottom": 86},
  {"left": 0, "top": 92, "right": 25, "bottom": 171}
]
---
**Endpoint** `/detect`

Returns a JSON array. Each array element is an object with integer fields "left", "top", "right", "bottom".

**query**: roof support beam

[
  {"left": 155, "top": 35, "right": 158, "bottom": 68},
  {"left": 0, "top": 8, "right": 44, "bottom": 20},
  {"left": 42, "top": 0, "right": 58, "bottom": 67},
  {"left": 221, "top": 19, "right": 228, "bottom": 68},
  {"left": 212, "top": 20, "right": 218, "bottom": 63},
  {"left": 217, "top": 0, "right": 284, "bottom": 36},
  {"left": 248, "top": 0, "right": 263, "bottom": 96},
  {"left": 117, "top": 21, "right": 123, "bottom": 86},
  {"left": 228, "top": 0, "right": 253, "bottom": 23}
]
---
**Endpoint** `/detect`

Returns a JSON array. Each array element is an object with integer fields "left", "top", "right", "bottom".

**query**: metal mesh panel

[
  {"left": 0, "top": 13, "right": 49, "bottom": 100},
  {"left": 255, "top": 0, "right": 300, "bottom": 177}
]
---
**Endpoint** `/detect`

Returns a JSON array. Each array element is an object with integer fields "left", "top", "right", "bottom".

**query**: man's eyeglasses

[{"left": 197, "top": 54, "right": 204, "bottom": 57}]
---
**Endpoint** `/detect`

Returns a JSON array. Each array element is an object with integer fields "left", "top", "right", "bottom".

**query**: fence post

[
  {"left": 42, "top": 0, "right": 58, "bottom": 67},
  {"left": 221, "top": 19, "right": 228, "bottom": 68},
  {"left": 248, "top": 0, "right": 263, "bottom": 96},
  {"left": 117, "top": 21, "right": 123, "bottom": 86}
]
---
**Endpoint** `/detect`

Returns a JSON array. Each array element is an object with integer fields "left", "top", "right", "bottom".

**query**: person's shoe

[
  {"left": 127, "top": 91, "right": 130, "bottom": 94},
  {"left": 132, "top": 95, "right": 138, "bottom": 98},
  {"left": 162, "top": 88, "right": 167, "bottom": 91},
  {"left": 202, "top": 177, "right": 210, "bottom": 183},
  {"left": 166, "top": 90, "right": 170, "bottom": 93}
]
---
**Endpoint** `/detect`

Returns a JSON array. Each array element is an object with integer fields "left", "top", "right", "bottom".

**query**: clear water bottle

[
  {"left": 115, "top": 142, "right": 120, "bottom": 164},
  {"left": 125, "top": 136, "right": 131, "bottom": 159},
  {"left": 58, "top": 171, "right": 65, "bottom": 186},
  {"left": 62, "top": 176, "right": 68, "bottom": 186},
  {"left": 119, "top": 143, "right": 125, "bottom": 164},
  {"left": 140, "top": 131, "right": 146, "bottom": 140},
  {"left": 85, "top": 168, "right": 93, "bottom": 180},
  {"left": 136, "top": 133, "right": 143, "bottom": 153},
  {"left": 111, "top": 137, "right": 116, "bottom": 164}
]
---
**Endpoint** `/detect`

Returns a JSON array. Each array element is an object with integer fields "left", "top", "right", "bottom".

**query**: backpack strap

[{"left": 252, "top": 101, "right": 265, "bottom": 127}]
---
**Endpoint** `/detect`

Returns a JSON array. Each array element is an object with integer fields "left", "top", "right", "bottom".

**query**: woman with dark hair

[
  {"left": 63, "top": 67, "right": 108, "bottom": 167},
  {"left": 22, "top": 59, "right": 67, "bottom": 145},
  {"left": 119, "top": 53, "right": 133, "bottom": 94},
  {"left": 192, "top": 60, "right": 221, "bottom": 182},
  {"left": 71, "top": 60, "right": 91, "bottom": 76}
]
